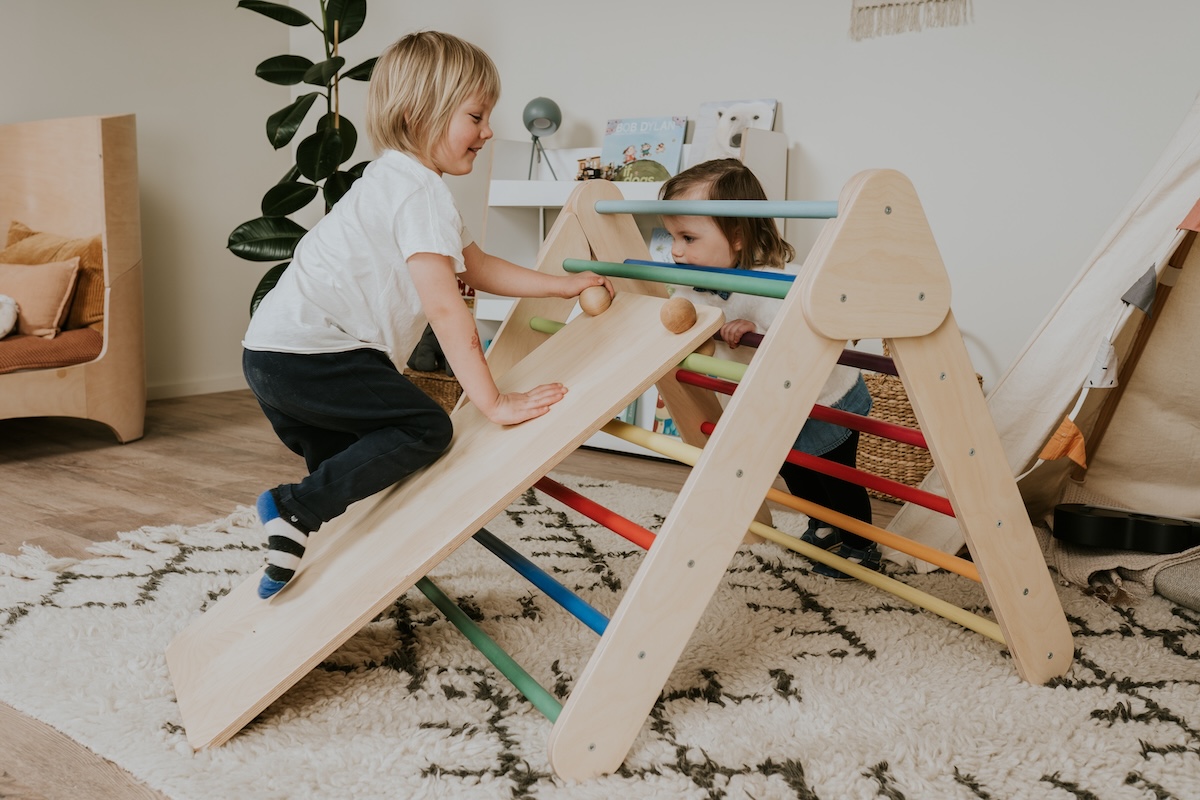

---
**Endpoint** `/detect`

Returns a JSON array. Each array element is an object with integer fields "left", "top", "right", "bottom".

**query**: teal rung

[
  {"left": 562, "top": 259, "right": 791, "bottom": 299},
  {"left": 594, "top": 199, "right": 837, "bottom": 219},
  {"left": 415, "top": 576, "right": 563, "bottom": 722}
]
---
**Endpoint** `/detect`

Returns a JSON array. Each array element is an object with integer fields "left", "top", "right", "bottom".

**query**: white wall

[
  {"left": 3, "top": 3, "right": 1199, "bottom": 398},
  {"left": 346, "top": 0, "right": 1200, "bottom": 385}
]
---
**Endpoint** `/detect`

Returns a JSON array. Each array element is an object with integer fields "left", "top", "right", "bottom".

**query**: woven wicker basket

[
  {"left": 859, "top": 369, "right": 983, "bottom": 500},
  {"left": 403, "top": 369, "right": 463, "bottom": 414}
]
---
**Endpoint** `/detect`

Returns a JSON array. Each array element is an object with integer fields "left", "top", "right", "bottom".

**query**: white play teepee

[{"left": 890, "top": 90, "right": 1200, "bottom": 597}]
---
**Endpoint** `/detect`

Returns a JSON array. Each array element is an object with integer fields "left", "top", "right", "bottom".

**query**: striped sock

[{"left": 257, "top": 489, "right": 310, "bottom": 599}]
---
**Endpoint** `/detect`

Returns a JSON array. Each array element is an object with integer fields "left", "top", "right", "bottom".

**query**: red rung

[
  {"left": 697, "top": 421, "right": 953, "bottom": 515},
  {"left": 677, "top": 369, "right": 928, "bottom": 448},
  {"left": 534, "top": 477, "right": 656, "bottom": 550}
]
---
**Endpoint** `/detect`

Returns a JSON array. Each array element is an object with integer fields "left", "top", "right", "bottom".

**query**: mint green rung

[
  {"left": 594, "top": 199, "right": 837, "bottom": 219},
  {"left": 529, "top": 317, "right": 747, "bottom": 383},
  {"left": 679, "top": 352, "right": 746, "bottom": 382},
  {"left": 530, "top": 317, "right": 565, "bottom": 335},
  {"left": 562, "top": 259, "right": 791, "bottom": 299},
  {"left": 415, "top": 576, "right": 563, "bottom": 722}
]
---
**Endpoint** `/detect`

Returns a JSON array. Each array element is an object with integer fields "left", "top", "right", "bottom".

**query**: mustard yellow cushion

[
  {"left": 0, "top": 258, "right": 81, "bottom": 338},
  {"left": 1, "top": 221, "right": 104, "bottom": 330}
]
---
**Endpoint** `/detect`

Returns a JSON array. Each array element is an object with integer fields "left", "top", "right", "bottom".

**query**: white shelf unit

[{"left": 478, "top": 129, "right": 788, "bottom": 457}]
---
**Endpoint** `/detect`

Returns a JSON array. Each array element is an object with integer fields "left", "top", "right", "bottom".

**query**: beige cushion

[
  {"left": 0, "top": 258, "right": 81, "bottom": 338},
  {"left": 1, "top": 221, "right": 104, "bottom": 330}
]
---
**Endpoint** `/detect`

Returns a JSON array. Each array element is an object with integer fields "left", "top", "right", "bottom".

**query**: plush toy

[
  {"left": 0, "top": 294, "right": 18, "bottom": 338},
  {"left": 406, "top": 323, "right": 453, "bottom": 376}
]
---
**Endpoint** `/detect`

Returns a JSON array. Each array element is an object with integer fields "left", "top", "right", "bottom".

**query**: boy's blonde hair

[
  {"left": 660, "top": 159, "right": 795, "bottom": 269},
  {"left": 366, "top": 31, "right": 501, "bottom": 160}
]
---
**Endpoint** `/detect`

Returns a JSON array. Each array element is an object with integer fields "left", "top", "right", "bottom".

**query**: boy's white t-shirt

[
  {"left": 243, "top": 150, "right": 471, "bottom": 369},
  {"left": 671, "top": 267, "right": 860, "bottom": 407}
]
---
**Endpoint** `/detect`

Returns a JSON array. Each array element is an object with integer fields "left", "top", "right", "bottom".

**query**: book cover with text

[{"left": 600, "top": 116, "right": 686, "bottom": 181}]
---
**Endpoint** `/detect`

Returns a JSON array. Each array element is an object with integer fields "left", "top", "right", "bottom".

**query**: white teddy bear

[
  {"left": 704, "top": 101, "right": 775, "bottom": 160},
  {"left": 0, "top": 294, "right": 18, "bottom": 338}
]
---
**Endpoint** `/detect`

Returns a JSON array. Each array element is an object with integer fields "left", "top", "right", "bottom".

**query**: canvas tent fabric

[{"left": 887, "top": 90, "right": 1200, "bottom": 597}]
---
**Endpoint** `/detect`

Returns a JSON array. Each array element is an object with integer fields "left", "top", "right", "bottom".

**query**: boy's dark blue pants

[{"left": 242, "top": 348, "right": 453, "bottom": 532}]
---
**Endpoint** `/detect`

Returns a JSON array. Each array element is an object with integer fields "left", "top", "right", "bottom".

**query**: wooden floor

[{"left": 0, "top": 390, "right": 896, "bottom": 799}]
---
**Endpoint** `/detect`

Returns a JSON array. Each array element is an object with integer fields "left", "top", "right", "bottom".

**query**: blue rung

[
  {"left": 473, "top": 528, "right": 609, "bottom": 635},
  {"left": 594, "top": 199, "right": 838, "bottom": 219}
]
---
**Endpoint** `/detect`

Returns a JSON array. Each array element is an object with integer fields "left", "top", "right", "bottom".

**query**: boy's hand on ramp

[{"left": 485, "top": 383, "right": 568, "bottom": 425}]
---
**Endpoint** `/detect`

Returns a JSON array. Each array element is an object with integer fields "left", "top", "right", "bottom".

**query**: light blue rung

[{"left": 594, "top": 199, "right": 838, "bottom": 219}]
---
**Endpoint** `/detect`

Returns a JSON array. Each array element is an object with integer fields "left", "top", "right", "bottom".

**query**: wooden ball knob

[
  {"left": 660, "top": 297, "right": 698, "bottom": 333},
  {"left": 694, "top": 337, "right": 717, "bottom": 356},
  {"left": 579, "top": 285, "right": 613, "bottom": 316}
]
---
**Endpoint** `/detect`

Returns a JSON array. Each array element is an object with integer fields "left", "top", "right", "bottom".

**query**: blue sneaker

[
  {"left": 814, "top": 542, "right": 882, "bottom": 580},
  {"left": 799, "top": 518, "right": 842, "bottom": 551}
]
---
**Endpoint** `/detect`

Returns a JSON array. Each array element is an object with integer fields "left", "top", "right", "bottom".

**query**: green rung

[
  {"left": 415, "top": 576, "right": 563, "bottom": 722},
  {"left": 562, "top": 259, "right": 791, "bottom": 300},
  {"left": 529, "top": 317, "right": 747, "bottom": 383}
]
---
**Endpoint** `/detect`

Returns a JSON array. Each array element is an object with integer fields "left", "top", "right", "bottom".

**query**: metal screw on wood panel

[
  {"left": 588, "top": 744, "right": 596, "bottom": 751},
  {"left": 939, "top": 372, "right": 947, "bottom": 380},
  {"left": 783, "top": 380, "right": 791, "bottom": 389},
  {"left": 918, "top": 292, "right": 926, "bottom": 301},
  {"left": 638, "top": 651, "right": 646, "bottom": 659},
  {"left": 1023, "top": 588, "right": 1030, "bottom": 596},
  {"left": 736, "top": 469, "right": 743, "bottom": 478},
  {"left": 996, "top": 520, "right": 1003, "bottom": 528},
  {"left": 840, "top": 294, "right": 847, "bottom": 302},
  {"left": 884, "top": 206, "right": 892, "bottom": 214},
  {"left": 968, "top": 448, "right": 975, "bottom": 456},
  {"left": 1047, "top": 652, "right": 1054, "bottom": 660},
  {"left": 687, "top": 559, "right": 695, "bottom": 568}
]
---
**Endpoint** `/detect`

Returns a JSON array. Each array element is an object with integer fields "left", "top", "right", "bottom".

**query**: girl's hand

[
  {"left": 484, "top": 383, "right": 568, "bottom": 425},
  {"left": 720, "top": 319, "right": 758, "bottom": 348},
  {"left": 563, "top": 271, "right": 613, "bottom": 300}
]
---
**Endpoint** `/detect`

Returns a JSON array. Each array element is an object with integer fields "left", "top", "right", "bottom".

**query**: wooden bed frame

[{"left": 0, "top": 114, "right": 145, "bottom": 443}]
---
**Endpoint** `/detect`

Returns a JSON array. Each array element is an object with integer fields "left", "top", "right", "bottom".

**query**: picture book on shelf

[
  {"left": 649, "top": 228, "right": 673, "bottom": 263},
  {"left": 686, "top": 98, "right": 778, "bottom": 168},
  {"left": 600, "top": 116, "right": 686, "bottom": 182}
]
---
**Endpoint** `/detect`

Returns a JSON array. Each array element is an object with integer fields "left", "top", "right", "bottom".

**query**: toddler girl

[{"left": 660, "top": 159, "right": 877, "bottom": 578}]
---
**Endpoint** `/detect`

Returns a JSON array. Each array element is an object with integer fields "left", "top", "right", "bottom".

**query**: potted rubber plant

[{"left": 228, "top": 0, "right": 376, "bottom": 314}]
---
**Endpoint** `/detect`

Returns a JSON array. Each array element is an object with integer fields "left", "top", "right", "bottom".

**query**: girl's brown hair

[
  {"left": 659, "top": 159, "right": 795, "bottom": 269},
  {"left": 366, "top": 31, "right": 501, "bottom": 160}
]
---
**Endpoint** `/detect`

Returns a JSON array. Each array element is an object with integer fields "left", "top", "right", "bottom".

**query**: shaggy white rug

[{"left": 1, "top": 474, "right": 1199, "bottom": 800}]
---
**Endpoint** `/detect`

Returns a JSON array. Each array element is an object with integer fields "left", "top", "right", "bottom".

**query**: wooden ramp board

[{"left": 166, "top": 293, "right": 723, "bottom": 751}]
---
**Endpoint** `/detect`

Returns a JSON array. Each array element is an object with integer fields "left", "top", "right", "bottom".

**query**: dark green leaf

[
  {"left": 317, "top": 113, "right": 357, "bottom": 164},
  {"left": 347, "top": 160, "right": 370, "bottom": 179},
  {"left": 237, "top": 0, "right": 313, "bottom": 27},
  {"left": 278, "top": 163, "right": 302, "bottom": 184},
  {"left": 302, "top": 57, "right": 345, "bottom": 87},
  {"left": 323, "top": 170, "right": 359, "bottom": 207},
  {"left": 325, "top": 0, "right": 367, "bottom": 44},
  {"left": 296, "top": 128, "right": 343, "bottom": 182},
  {"left": 255, "top": 54, "right": 314, "bottom": 86},
  {"left": 250, "top": 263, "right": 290, "bottom": 316},
  {"left": 342, "top": 57, "right": 376, "bottom": 81},
  {"left": 266, "top": 92, "right": 319, "bottom": 149},
  {"left": 228, "top": 216, "right": 308, "bottom": 262},
  {"left": 261, "top": 181, "right": 319, "bottom": 216}
]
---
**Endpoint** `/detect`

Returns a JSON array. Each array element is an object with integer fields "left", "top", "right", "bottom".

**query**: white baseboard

[{"left": 147, "top": 374, "right": 249, "bottom": 401}]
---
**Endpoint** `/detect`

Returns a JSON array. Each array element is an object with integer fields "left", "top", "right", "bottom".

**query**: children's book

[
  {"left": 600, "top": 117, "right": 686, "bottom": 182},
  {"left": 686, "top": 99, "right": 778, "bottom": 168}
]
